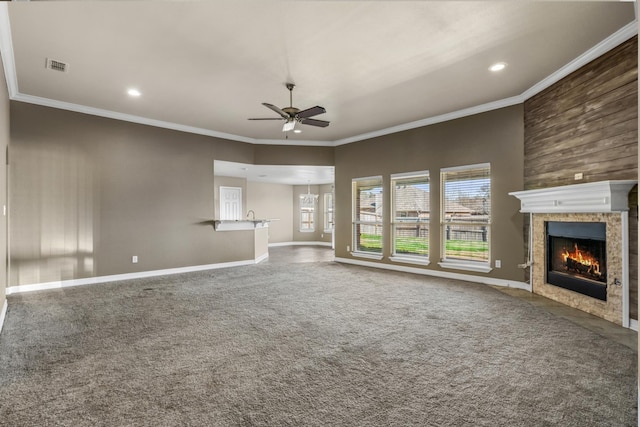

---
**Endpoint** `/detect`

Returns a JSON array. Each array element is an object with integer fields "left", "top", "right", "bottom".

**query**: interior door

[{"left": 219, "top": 186, "right": 242, "bottom": 220}]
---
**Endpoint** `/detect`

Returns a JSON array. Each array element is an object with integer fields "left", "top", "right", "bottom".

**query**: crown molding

[
  {"left": 12, "top": 92, "right": 260, "bottom": 144},
  {"left": 338, "top": 19, "right": 638, "bottom": 146},
  {"left": 0, "top": 3, "right": 636, "bottom": 148},
  {"left": 520, "top": 20, "right": 638, "bottom": 101},
  {"left": 333, "top": 95, "right": 524, "bottom": 146}
]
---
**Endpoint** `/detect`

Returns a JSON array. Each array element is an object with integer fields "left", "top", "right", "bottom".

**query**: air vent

[{"left": 45, "top": 58, "right": 68, "bottom": 72}]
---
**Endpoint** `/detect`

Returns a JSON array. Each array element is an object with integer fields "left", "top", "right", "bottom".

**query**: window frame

[
  {"left": 438, "top": 163, "right": 492, "bottom": 273},
  {"left": 299, "top": 193, "right": 317, "bottom": 233},
  {"left": 352, "top": 176, "right": 384, "bottom": 260},
  {"left": 323, "top": 192, "right": 334, "bottom": 233},
  {"left": 390, "top": 171, "right": 430, "bottom": 266}
]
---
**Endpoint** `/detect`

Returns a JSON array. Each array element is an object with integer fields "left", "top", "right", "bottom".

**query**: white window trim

[
  {"left": 352, "top": 251, "right": 384, "bottom": 260},
  {"left": 440, "top": 162, "right": 490, "bottom": 173},
  {"left": 352, "top": 176, "right": 384, "bottom": 256},
  {"left": 391, "top": 171, "right": 430, "bottom": 260},
  {"left": 390, "top": 170, "right": 430, "bottom": 180},
  {"left": 440, "top": 163, "right": 491, "bottom": 266},
  {"left": 299, "top": 194, "right": 317, "bottom": 233},
  {"left": 323, "top": 192, "right": 334, "bottom": 233},
  {"left": 390, "top": 255, "right": 430, "bottom": 266}
]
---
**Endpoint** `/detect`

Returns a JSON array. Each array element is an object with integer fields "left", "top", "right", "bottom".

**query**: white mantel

[{"left": 509, "top": 180, "right": 637, "bottom": 214}]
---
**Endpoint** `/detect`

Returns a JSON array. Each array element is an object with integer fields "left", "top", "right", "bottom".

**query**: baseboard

[
  {"left": 334, "top": 257, "right": 532, "bottom": 291},
  {"left": 0, "top": 298, "right": 7, "bottom": 334},
  {"left": 629, "top": 319, "right": 638, "bottom": 332},
  {"left": 269, "top": 241, "right": 332, "bottom": 248},
  {"left": 255, "top": 252, "right": 269, "bottom": 264},
  {"left": 5, "top": 258, "right": 260, "bottom": 295}
]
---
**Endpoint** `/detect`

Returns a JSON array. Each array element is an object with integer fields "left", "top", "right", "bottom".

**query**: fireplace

[
  {"left": 546, "top": 221, "right": 607, "bottom": 301},
  {"left": 510, "top": 180, "right": 637, "bottom": 327}
]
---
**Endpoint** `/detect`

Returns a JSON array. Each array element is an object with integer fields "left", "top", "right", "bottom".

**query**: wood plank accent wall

[{"left": 524, "top": 36, "right": 638, "bottom": 319}]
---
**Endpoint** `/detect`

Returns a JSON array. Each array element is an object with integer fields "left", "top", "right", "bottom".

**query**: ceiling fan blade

[
  {"left": 296, "top": 105, "right": 326, "bottom": 119},
  {"left": 299, "top": 118, "right": 330, "bottom": 128},
  {"left": 262, "top": 102, "right": 289, "bottom": 119},
  {"left": 248, "top": 118, "right": 285, "bottom": 121}
]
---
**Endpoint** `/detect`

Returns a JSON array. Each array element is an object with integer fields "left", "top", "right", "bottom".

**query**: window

[
  {"left": 391, "top": 172, "right": 430, "bottom": 263},
  {"left": 440, "top": 163, "right": 491, "bottom": 270},
  {"left": 299, "top": 193, "right": 317, "bottom": 232},
  {"left": 352, "top": 177, "right": 383, "bottom": 256},
  {"left": 323, "top": 192, "right": 334, "bottom": 233}
]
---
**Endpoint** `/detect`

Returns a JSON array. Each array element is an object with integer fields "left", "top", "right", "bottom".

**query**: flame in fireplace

[{"left": 561, "top": 243, "right": 601, "bottom": 277}]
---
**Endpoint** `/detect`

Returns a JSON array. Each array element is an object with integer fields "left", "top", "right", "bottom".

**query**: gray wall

[
  {"left": 334, "top": 105, "right": 525, "bottom": 282},
  {"left": 9, "top": 102, "right": 332, "bottom": 286}
]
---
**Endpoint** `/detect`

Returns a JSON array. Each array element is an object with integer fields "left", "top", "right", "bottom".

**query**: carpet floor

[{"left": 0, "top": 261, "right": 637, "bottom": 426}]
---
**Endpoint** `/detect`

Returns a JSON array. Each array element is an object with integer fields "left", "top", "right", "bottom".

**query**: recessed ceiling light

[
  {"left": 293, "top": 129, "right": 302, "bottom": 134},
  {"left": 127, "top": 88, "right": 141, "bottom": 97},
  {"left": 489, "top": 62, "right": 507, "bottom": 72}
]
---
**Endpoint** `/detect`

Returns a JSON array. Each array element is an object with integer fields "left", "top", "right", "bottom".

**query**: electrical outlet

[
  {"left": 495, "top": 260, "right": 501, "bottom": 268},
  {"left": 574, "top": 172, "right": 583, "bottom": 180},
  {"left": 132, "top": 255, "right": 138, "bottom": 264},
  {"left": 347, "top": 245, "right": 350, "bottom": 252}
]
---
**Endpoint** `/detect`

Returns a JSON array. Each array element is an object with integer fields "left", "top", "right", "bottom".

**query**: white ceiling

[
  {"left": 1, "top": 2, "right": 637, "bottom": 185},
  {"left": 1, "top": 1, "right": 637, "bottom": 148}
]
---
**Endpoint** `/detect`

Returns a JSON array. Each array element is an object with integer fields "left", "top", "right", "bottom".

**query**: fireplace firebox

[{"left": 546, "top": 221, "right": 607, "bottom": 301}]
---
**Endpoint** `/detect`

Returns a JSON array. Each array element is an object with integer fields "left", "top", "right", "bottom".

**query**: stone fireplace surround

[{"left": 510, "top": 180, "right": 637, "bottom": 327}]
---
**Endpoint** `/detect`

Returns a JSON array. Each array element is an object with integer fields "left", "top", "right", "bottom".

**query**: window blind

[
  {"left": 352, "top": 177, "right": 383, "bottom": 254},
  {"left": 441, "top": 164, "right": 490, "bottom": 263},
  {"left": 391, "top": 172, "right": 429, "bottom": 257}
]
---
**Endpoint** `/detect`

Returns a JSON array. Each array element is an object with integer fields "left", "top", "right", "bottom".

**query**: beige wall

[
  {"left": 254, "top": 145, "right": 334, "bottom": 166},
  {"left": 246, "top": 181, "right": 293, "bottom": 243},
  {"left": 9, "top": 102, "right": 334, "bottom": 286},
  {"left": 292, "top": 184, "right": 333, "bottom": 244},
  {"left": 0, "top": 54, "right": 8, "bottom": 308},
  {"left": 334, "top": 105, "right": 525, "bottom": 282},
  {"left": 9, "top": 101, "right": 525, "bottom": 286}
]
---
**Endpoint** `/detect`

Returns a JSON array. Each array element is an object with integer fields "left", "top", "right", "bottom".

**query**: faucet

[{"left": 246, "top": 210, "right": 255, "bottom": 220}]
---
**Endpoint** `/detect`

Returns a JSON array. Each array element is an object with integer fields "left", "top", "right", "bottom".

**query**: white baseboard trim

[
  {"left": 5, "top": 258, "right": 261, "bottom": 295},
  {"left": 255, "top": 252, "right": 269, "bottom": 264},
  {"left": 0, "top": 298, "right": 7, "bottom": 334},
  {"left": 334, "top": 257, "right": 532, "bottom": 291},
  {"left": 629, "top": 319, "right": 638, "bottom": 332},
  {"left": 269, "top": 241, "right": 332, "bottom": 248}
]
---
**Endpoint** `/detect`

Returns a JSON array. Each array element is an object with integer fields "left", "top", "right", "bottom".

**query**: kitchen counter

[{"left": 213, "top": 219, "right": 272, "bottom": 231}]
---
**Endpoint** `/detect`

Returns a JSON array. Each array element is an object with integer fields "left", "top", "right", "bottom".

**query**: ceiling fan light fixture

[
  {"left": 282, "top": 120, "right": 296, "bottom": 132},
  {"left": 249, "top": 83, "right": 329, "bottom": 131}
]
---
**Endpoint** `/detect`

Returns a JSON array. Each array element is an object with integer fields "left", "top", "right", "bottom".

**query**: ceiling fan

[{"left": 248, "top": 83, "right": 330, "bottom": 132}]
